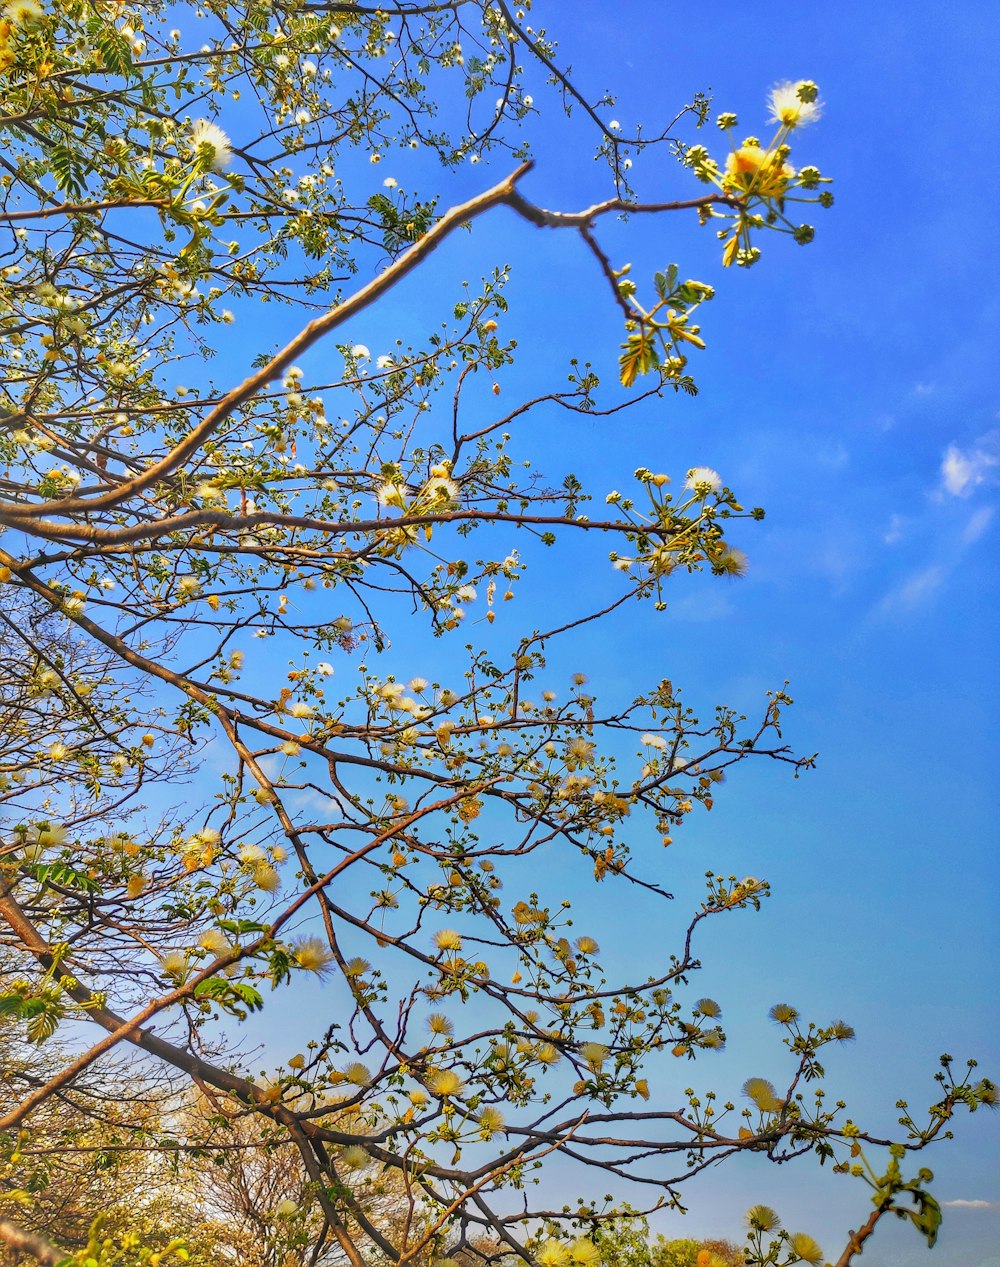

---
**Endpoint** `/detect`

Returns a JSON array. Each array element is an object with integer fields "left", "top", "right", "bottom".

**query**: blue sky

[
  {"left": 198, "top": 3, "right": 999, "bottom": 1262},
  {"left": 497, "top": 5, "right": 1000, "bottom": 1261}
]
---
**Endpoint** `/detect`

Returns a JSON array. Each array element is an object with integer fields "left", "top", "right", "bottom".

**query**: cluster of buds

[{"left": 685, "top": 80, "right": 833, "bottom": 268}]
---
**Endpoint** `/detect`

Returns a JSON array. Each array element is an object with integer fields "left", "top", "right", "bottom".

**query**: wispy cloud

[
  {"left": 878, "top": 563, "right": 945, "bottom": 615},
  {"left": 942, "top": 1198, "right": 1000, "bottom": 1210},
  {"left": 883, "top": 513, "right": 907, "bottom": 545},
  {"left": 668, "top": 589, "right": 735, "bottom": 623},
  {"left": 940, "top": 430, "right": 1000, "bottom": 497},
  {"left": 961, "top": 504, "right": 996, "bottom": 544}
]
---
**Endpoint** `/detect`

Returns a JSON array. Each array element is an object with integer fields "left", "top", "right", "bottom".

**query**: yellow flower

[
  {"left": 293, "top": 936, "right": 335, "bottom": 975},
  {"left": 477, "top": 1106, "right": 505, "bottom": 1136},
  {"left": 569, "top": 1239, "right": 599, "bottom": 1267},
  {"left": 564, "top": 736, "right": 594, "bottom": 768},
  {"left": 724, "top": 145, "right": 795, "bottom": 199},
  {"left": 536, "top": 1240, "right": 570, "bottom": 1267},
  {"left": 535, "top": 1042, "right": 561, "bottom": 1066},
  {"left": 252, "top": 862, "right": 281, "bottom": 893},
  {"left": 343, "top": 1062, "right": 372, "bottom": 1086},
  {"left": 160, "top": 950, "right": 189, "bottom": 981},
  {"left": 742, "top": 1077, "right": 783, "bottom": 1112},
  {"left": 789, "top": 1233, "right": 824, "bottom": 1265},
  {"left": 434, "top": 929, "right": 462, "bottom": 951},
  {"left": 578, "top": 1042, "right": 608, "bottom": 1070},
  {"left": 29, "top": 822, "right": 67, "bottom": 848},
  {"left": 428, "top": 1069, "right": 464, "bottom": 1097},
  {"left": 339, "top": 1144, "right": 369, "bottom": 1170},
  {"left": 197, "top": 928, "right": 230, "bottom": 954},
  {"left": 745, "top": 1205, "right": 782, "bottom": 1233},
  {"left": 714, "top": 545, "right": 749, "bottom": 577},
  {"left": 457, "top": 796, "right": 481, "bottom": 822}
]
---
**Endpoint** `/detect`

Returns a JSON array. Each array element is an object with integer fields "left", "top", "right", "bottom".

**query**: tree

[{"left": 0, "top": 3, "right": 993, "bottom": 1266}]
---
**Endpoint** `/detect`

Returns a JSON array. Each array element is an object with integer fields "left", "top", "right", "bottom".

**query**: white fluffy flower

[
  {"left": 4, "top": 0, "right": 44, "bottom": 27},
  {"left": 350, "top": 344, "right": 370, "bottom": 359},
  {"left": 421, "top": 475, "right": 461, "bottom": 508},
  {"left": 767, "top": 80, "right": 823, "bottom": 129},
  {"left": 684, "top": 466, "right": 722, "bottom": 493},
  {"left": 189, "top": 119, "right": 233, "bottom": 172}
]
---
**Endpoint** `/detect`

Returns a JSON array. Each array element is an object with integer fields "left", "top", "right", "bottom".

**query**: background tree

[{"left": 0, "top": 2, "right": 994, "bottom": 1266}]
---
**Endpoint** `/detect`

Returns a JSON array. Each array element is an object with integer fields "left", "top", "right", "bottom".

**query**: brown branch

[
  {"left": 0, "top": 162, "right": 535, "bottom": 522},
  {"left": 833, "top": 1204, "right": 889, "bottom": 1267},
  {"left": 0, "top": 198, "right": 169, "bottom": 222},
  {"left": 0, "top": 168, "right": 739, "bottom": 526},
  {"left": 0, "top": 505, "right": 681, "bottom": 550},
  {"left": 0, "top": 1217, "right": 65, "bottom": 1267}
]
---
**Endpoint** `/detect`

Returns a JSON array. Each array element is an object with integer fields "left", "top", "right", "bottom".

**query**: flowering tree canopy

[{"left": 0, "top": 2, "right": 993, "bottom": 1266}]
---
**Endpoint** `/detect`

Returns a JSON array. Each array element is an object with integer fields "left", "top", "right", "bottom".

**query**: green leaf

[
  {"left": 619, "top": 329, "right": 659, "bottom": 387},
  {"left": 27, "top": 862, "right": 100, "bottom": 893},
  {"left": 26, "top": 1008, "right": 61, "bottom": 1044},
  {"left": 218, "top": 918, "right": 268, "bottom": 935},
  {"left": 193, "top": 978, "right": 264, "bottom": 1014},
  {"left": 230, "top": 982, "right": 264, "bottom": 1011},
  {"left": 0, "top": 993, "right": 28, "bottom": 1017},
  {"left": 655, "top": 263, "right": 679, "bottom": 300},
  {"left": 49, "top": 144, "right": 88, "bottom": 201},
  {"left": 193, "top": 978, "right": 230, "bottom": 1000},
  {"left": 93, "top": 24, "right": 135, "bottom": 77}
]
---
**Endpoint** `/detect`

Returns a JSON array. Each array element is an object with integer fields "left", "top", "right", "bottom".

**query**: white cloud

[
  {"left": 894, "top": 564, "right": 944, "bottom": 607},
  {"left": 942, "top": 1198, "right": 1000, "bottom": 1210},
  {"left": 961, "top": 504, "right": 995, "bottom": 544},
  {"left": 877, "top": 563, "right": 944, "bottom": 616},
  {"left": 668, "top": 589, "right": 735, "bottom": 623},
  {"left": 940, "top": 430, "right": 1000, "bottom": 496},
  {"left": 874, "top": 437, "right": 997, "bottom": 618},
  {"left": 883, "top": 513, "right": 907, "bottom": 545}
]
